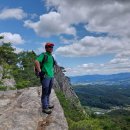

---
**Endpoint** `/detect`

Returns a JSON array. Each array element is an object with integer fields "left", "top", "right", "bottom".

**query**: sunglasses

[{"left": 47, "top": 46, "right": 53, "bottom": 48}]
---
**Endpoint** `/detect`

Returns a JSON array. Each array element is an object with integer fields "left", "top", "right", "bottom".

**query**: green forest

[
  {"left": 56, "top": 90, "right": 130, "bottom": 130},
  {"left": 73, "top": 84, "right": 130, "bottom": 109}
]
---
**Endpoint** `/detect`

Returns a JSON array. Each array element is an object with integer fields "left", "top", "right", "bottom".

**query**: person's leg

[
  {"left": 47, "top": 78, "right": 54, "bottom": 108},
  {"left": 41, "top": 77, "right": 51, "bottom": 109}
]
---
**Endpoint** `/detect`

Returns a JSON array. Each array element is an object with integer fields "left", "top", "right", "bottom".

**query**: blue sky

[{"left": 0, "top": 0, "right": 130, "bottom": 76}]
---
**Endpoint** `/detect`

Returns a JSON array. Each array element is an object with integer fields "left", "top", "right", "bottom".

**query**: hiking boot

[
  {"left": 42, "top": 108, "right": 52, "bottom": 114},
  {"left": 48, "top": 104, "right": 54, "bottom": 109}
]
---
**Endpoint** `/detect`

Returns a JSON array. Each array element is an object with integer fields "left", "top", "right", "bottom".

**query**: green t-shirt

[{"left": 36, "top": 52, "right": 54, "bottom": 78}]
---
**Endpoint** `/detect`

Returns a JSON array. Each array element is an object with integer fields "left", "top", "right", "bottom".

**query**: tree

[
  {"left": 0, "top": 36, "right": 40, "bottom": 89},
  {"left": 0, "top": 43, "right": 17, "bottom": 65},
  {"left": 14, "top": 51, "right": 40, "bottom": 88}
]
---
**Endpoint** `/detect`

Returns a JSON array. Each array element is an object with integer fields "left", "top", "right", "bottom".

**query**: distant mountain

[{"left": 70, "top": 72, "right": 130, "bottom": 85}]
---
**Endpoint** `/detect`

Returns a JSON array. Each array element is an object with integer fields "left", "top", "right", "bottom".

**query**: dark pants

[{"left": 41, "top": 77, "right": 54, "bottom": 109}]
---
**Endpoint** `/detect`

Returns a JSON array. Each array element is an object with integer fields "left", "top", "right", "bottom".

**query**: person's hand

[{"left": 39, "top": 71, "right": 45, "bottom": 78}]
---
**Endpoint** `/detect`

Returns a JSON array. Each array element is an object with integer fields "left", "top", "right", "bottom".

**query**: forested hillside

[{"left": 73, "top": 84, "right": 130, "bottom": 109}]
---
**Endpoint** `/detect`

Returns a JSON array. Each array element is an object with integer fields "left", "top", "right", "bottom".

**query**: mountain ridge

[{"left": 70, "top": 72, "right": 130, "bottom": 85}]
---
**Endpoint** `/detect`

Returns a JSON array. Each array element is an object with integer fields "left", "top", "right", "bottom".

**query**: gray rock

[
  {"left": 0, "top": 91, "right": 4, "bottom": 98},
  {"left": 0, "top": 87, "right": 68, "bottom": 130},
  {"left": 0, "top": 65, "right": 16, "bottom": 89},
  {"left": 54, "top": 65, "right": 79, "bottom": 103},
  {"left": 0, "top": 66, "right": 2, "bottom": 80},
  {"left": 0, "top": 99, "right": 10, "bottom": 107},
  {"left": 2, "top": 78, "right": 16, "bottom": 89},
  {"left": 3, "top": 90, "right": 17, "bottom": 98},
  {"left": 45, "top": 89, "right": 68, "bottom": 130}
]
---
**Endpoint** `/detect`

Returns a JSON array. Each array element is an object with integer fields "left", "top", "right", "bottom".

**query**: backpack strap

[
  {"left": 40, "top": 53, "right": 57, "bottom": 68},
  {"left": 52, "top": 56, "right": 57, "bottom": 66},
  {"left": 40, "top": 53, "right": 48, "bottom": 69}
]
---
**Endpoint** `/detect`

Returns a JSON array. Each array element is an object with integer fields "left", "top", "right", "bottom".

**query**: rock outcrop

[
  {"left": 54, "top": 65, "right": 81, "bottom": 107},
  {"left": 0, "top": 87, "right": 68, "bottom": 130},
  {"left": 0, "top": 66, "right": 16, "bottom": 89},
  {"left": 0, "top": 66, "right": 2, "bottom": 80}
]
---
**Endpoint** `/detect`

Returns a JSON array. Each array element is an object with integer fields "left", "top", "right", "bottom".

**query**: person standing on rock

[{"left": 35, "top": 42, "right": 56, "bottom": 114}]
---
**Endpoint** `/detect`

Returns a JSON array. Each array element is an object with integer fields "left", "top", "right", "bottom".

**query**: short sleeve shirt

[{"left": 36, "top": 52, "right": 54, "bottom": 78}]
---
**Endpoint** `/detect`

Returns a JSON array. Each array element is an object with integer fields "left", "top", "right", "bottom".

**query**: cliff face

[
  {"left": 0, "top": 66, "right": 2, "bottom": 80},
  {"left": 54, "top": 66, "right": 79, "bottom": 103}
]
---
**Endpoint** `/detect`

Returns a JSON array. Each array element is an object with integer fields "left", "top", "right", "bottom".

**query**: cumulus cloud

[
  {"left": 0, "top": 32, "right": 24, "bottom": 45},
  {"left": 34, "top": 42, "right": 49, "bottom": 54},
  {"left": 24, "top": 0, "right": 130, "bottom": 38},
  {"left": 43, "top": 0, "right": 130, "bottom": 58},
  {"left": 46, "top": 0, "right": 130, "bottom": 38},
  {"left": 22, "top": 0, "right": 130, "bottom": 75},
  {"left": 65, "top": 58, "right": 130, "bottom": 76},
  {"left": 110, "top": 58, "right": 129, "bottom": 64},
  {"left": 35, "top": 47, "right": 45, "bottom": 54},
  {"left": 56, "top": 36, "right": 129, "bottom": 57},
  {"left": 115, "top": 51, "right": 130, "bottom": 58},
  {"left": 0, "top": 8, "right": 27, "bottom": 20},
  {"left": 12, "top": 46, "right": 23, "bottom": 54},
  {"left": 24, "top": 12, "right": 76, "bottom": 37}
]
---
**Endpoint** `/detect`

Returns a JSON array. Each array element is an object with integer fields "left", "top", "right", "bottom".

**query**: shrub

[
  {"left": 16, "top": 80, "right": 30, "bottom": 89},
  {"left": 0, "top": 86, "right": 7, "bottom": 91}
]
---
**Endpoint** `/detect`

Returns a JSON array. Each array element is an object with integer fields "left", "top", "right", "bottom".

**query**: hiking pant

[{"left": 41, "top": 77, "right": 54, "bottom": 109}]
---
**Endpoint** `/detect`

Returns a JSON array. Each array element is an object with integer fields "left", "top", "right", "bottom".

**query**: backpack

[{"left": 34, "top": 53, "right": 56, "bottom": 77}]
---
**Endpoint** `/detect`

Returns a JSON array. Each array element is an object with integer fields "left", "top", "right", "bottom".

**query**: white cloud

[
  {"left": 12, "top": 46, "right": 23, "bottom": 54},
  {"left": 85, "top": 1, "right": 130, "bottom": 37},
  {"left": 59, "top": 36, "right": 77, "bottom": 44},
  {"left": 0, "top": 8, "right": 27, "bottom": 20},
  {"left": 34, "top": 42, "right": 47, "bottom": 54},
  {"left": 40, "top": 0, "right": 130, "bottom": 76},
  {"left": 46, "top": 0, "right": 130, "bottom": 38},
  {"left": 24, "top": 0, "right": 130, "bottom": 39},
  {"left": 29, "top": 13, "right": 38, "bottom": 19},
  {"left": 115, "top": 51, "right": 130, "bottom": 58},
  {"left": 0, "top": 32, "right": 24, "bottom": 45},
  {"left": 56, "top": 36, "right": 129, "bottom": 57},
  {"left": 110, "top": 58, "right": 129, "bottom": 64},
  {"left": 65, "top": 59, "right": 130, "bottom": 76},
  {"left": 64, "top": 46, "right": 130, "bottom": 76},
  {"left": 43, "top": 0, "right": 130, "bottom": 58},
  {"left": 35, "top": 47, "right": 44, "bottom": 54},
  {"left": 24, "top": 12, "right": 76, "bottom": 37}
]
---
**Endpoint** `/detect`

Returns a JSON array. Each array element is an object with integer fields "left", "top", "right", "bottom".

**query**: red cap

[{"left": 45, "top": 42, "right": 54, "bottom": 48}]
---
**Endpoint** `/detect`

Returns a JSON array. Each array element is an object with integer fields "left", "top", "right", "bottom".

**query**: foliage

[
  {"left": 67, "top": 118, "right": 102, "bottom": 130},
  {"left": 0, "top": 43, "right": 17, "bottom": 65},
  {"left": 56, "top": 90, "right": 103, "bottom": 130},
  {"left": 1, "top": 62, "right": 12, "bottom": 79},
  {"left": 107, "top": 109, "right": 130, "bottom": 130},
  {"left": 13, "top": 51, "right": 40, "bottom": 87},
  {"left": 73, "top": 84, "right": 130, "bottom": 109},
  {"left": 0, "top": 40, "right": 41, "bottom": 89},
  {"left": 56, "top": 90, "right": 130, "bottom": 130},
  {"left": 55, "top": 90, "right": 87, "bottom": 121},
  {"left": 0, "top": 86, "right": 7, "bottom": 91},
  {"left": 16, "top": 80, "right": 30, "bottom": 89}
]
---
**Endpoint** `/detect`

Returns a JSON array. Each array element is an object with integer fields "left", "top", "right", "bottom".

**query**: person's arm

[
  {"left": 35, "top": 60, "right": 41, "bottom": 72},
  {"left": 35, "top": 53, "right": 44, "bottom": 72}
]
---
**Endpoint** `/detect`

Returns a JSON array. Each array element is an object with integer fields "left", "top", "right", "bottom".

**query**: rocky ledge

[{"left": 0, "top": 87, "right": 68, "bottom": 130}]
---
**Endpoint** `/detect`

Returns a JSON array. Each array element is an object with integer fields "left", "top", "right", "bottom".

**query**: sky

[{"left": 0, "top": 0, "right": 130, "bottom": 76}]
